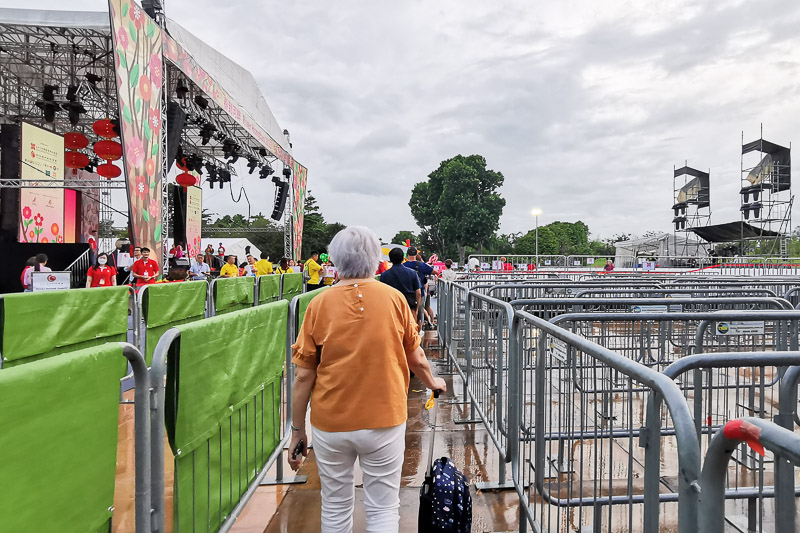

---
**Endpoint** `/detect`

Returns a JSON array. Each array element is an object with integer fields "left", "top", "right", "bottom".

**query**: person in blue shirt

[
  {"left": 403, "top": 247, "right": 436, "bottom": 328},
  {"left": 189, "top": 254, "right": 211, "bottom": 281},
  {"left": 380, "top": 248, "right": 421, "bottom": 312}
]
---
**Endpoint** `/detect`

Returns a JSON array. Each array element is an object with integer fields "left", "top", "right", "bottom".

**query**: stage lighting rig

[
  {"left": 259, "top": 163, "right": 274, "bottom": 179},
  {"left": 62, "top": 85, "right": 87, "bottom": 126},
  {"left": 200, "top": 123, "right": 217, "bottom": 145},
  {"left": 191, "top": 155, "right": 204, "bottom": 175},
  {"left": 85, "top": 72, "right": 102, "bottom": 86},
  {"left": 247, "top": 157, "right": 259, "bottom": 174},
  {"left": 35, "top": 84, "right": 59, "bottom": 123},
  {"left": 228, "top": 151, "right": 240, "bottom": 164},
  {"left": 175, "top": 81, "right": 189, "bottom": 99},
  {"left": 222, "top": 138, "right": 236, "bottom": 158},
  {"left": 283, "top": 166, "right": 292, "bottom": 179},
  {"left": 259, "top": 148, "right": 268, "bottom": 157},
  {"left": 194, "top": 94, "right": 209, "bottom": 110}
]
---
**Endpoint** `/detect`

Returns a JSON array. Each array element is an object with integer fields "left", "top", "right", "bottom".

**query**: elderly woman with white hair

[{"left": 289, "top": 225, "right": 446, "bottom": 533}]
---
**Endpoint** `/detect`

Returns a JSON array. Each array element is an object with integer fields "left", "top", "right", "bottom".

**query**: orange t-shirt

[{"left": 292, "top": 281, "right": 421, "bottom": 432}]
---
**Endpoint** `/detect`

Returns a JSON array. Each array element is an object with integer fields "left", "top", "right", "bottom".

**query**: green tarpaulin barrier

[
  {"left": 142, "top": 282, "right": 207, "bottom": 365},
  {"left": 0, "top": 343, "right": 126, "bottom": 532},
  {"left": 0, "top": 287, "right": 129, "bottom": 366},
  {"left": 296, "top": 286, "right": 328, "bottom": 332},
  {"left": 258, "top": 275, "right": 281, "bottom": 304},
  {"left": 213, "top": 277, "right": 255, "bottom": 315},
  {"left": 165, "top": 301, "right": 288, "bottom": 532},
  {"left": 281, "top": 272, "right": 303, "bottom": 302}
]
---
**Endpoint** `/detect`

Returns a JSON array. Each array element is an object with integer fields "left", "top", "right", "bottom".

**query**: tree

[
  {"left": 514, "top": 227, "right": 558, "bottom": 255},
  {"left": 409, "top": 154, "right": 505, "bottom": 263},
  {"left": 392, "top": 230, "right": 417, "bottom": 245}
]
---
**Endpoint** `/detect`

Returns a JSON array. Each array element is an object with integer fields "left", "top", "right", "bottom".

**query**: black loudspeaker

[
  {"left": 166, "top": 101, "right": 186, "bottom": 171},
  {"left": 0, "top": 124, "right": 21, "bottom": 237},
  {"left": 270, "top": 181, "right": 289, "bottom": 221}
]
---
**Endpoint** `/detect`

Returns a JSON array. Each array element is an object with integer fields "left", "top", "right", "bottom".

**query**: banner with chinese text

[{"left": 18, "top": 122, "right": 65, "bottom": 243}]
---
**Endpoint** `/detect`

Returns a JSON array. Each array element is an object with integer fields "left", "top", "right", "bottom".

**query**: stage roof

[
  {"left": 0, "top": 7, "right": 293, "bottom": 158},
  {"left": 689, "top": 221, "right": 783, "bottom": 242}
]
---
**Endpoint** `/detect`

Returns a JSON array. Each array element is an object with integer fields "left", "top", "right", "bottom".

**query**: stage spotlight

[
  {"left": 62, "top": 100, "right": 87, "bottom": 126},
  {"left": 283, "top": 166, "right": 292, "bottom": 179},
  {"left": 110, "top": 118, "right": 121, "bottom": 136},
  {"left": 175, "top": 82, "right": 189, "bottom": 99},
  {"left": 214, "top": 131, "right": 227, "bottom": 142},
  {"left": 219, "top": 169, "right": 232, "bottom": 183},
  {"left": 259, "top": 163, "right": 274, "bottom": 180},
  {"left": 66, "top": 85, "right": 79, "bottom": 101},
  {"left": 85, "top": 72, "right": 102, "bottom": 85},
  {"left": 247, "top": 157, "right": 259, "bottom": 174},
  {"left": 191, "top": 155, "right": 204, "bottom": 175},
  {"left": 222, "top": 138, "right": 236, "bottom": 158},
  {"left": 200, "top": 123, "right": 216, "bottom": 145},
  {"left": 35, "top": 84, "right": 59, "bottom": 123},
  {"left": 194, "top": 94, "right": 209, "bottom": 110},
  {"left": 258, "top": 148, "right": 267, "bottom": 157}
]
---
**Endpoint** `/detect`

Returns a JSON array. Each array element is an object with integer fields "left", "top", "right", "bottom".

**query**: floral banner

[
  {"left": 109, "top": 0, "right": 164, "bottom": 265},
  {"left": 185, "top": 185, "right": 202, "bottom": 258},
  {"left": 291, "top": 162, "right": 307, "bottom": 260}
]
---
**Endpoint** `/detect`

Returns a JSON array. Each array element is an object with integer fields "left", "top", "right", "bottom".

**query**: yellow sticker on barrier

[{"left": 425, "top": 391, "right": 435, "bottom": 410}]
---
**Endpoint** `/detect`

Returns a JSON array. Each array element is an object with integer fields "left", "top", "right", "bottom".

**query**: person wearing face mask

[
  {"left": 131, "top": 247, "right": 160, "bottom": 287},
  {"left": 86, "top": 252, "right": 118, "bottom": 288}
]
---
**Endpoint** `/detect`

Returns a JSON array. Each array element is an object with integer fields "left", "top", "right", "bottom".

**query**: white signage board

[
  {"left": 586, "top": 257, "right": 595, "bottom": 265},
  {"left": 715, "top": 321, "right": 765, "bottom": 336},
  {"left": 117, "top": 252, "right": 133, "bottom": 268},
  {"left": 544, "top": 260, "right": 552, "bottom": 266},
  {"left": 631, "top": 304, "right": 682, "bottom": 314},
  {"left": 480, "top": 262, "right": 490, "bottom": 271},
  {"left": 641, "top": 261, "right": 656, "bottom": 271},
  {"left": 548, "top": 338, "right": 568, "bottom": 362},
  {"left": 32, "top": 271, "right": 70, "bottom": 291}
]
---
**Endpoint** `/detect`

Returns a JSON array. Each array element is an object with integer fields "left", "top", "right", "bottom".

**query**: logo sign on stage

[
  {"left": 31, "top": 271, "right": 71, "bottom": 291},
  {"left": 18, "top": 122, "right": 65, "bottom": 244}
]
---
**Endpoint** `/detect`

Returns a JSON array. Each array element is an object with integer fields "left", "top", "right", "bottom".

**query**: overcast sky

[{"left": 27, "top": 0, "right": 800, "bottom": 242}]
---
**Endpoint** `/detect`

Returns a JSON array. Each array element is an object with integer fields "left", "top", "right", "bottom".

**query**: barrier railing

[
  {"left": 435, "top": 279, "right": 800, "bottom": 531},
  {"left": 210, "top": 276, "right": 256, "bottom": 316},
  {"left": 0, "top": 285, "right": 131, "bottom": 368},
  {"left": 698, "top": 418, "right": 800, "bottom": 532},
  {"left": 0, "top": 342, "right": 151, "bottom": 532},
  {"left": 280, "top": 272, "right": 304, "bottom": 302},
  {"left": 137, "top": 281, "right": 208, "bottom": 365},
  {"left": 509, "top": 309, "right": 701, "bottom": 532},
  {"left": 149, "top": 301, "right": 289, "bottom": 533}
]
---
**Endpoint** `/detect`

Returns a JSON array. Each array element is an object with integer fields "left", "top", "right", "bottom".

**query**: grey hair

[{"left": 328, "top": 226, "right": 382, "bottom": 279}]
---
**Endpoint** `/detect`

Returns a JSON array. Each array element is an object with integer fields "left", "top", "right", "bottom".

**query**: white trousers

[{"left": 312, "top": 422, "right": 406, "bottom": 533}]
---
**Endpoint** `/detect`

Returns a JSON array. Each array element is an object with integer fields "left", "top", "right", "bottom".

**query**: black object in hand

[{"left": 292, "top": 440, "right": 305, "bottom": 460}]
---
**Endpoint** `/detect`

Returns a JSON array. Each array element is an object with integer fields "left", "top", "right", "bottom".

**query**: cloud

[{"left": 29, "top": 0, "right": 800, "bottom": 244}]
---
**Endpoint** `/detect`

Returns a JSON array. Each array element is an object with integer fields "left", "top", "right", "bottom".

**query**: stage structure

[
  {"left": 0, "top": 4, "right": 308, "bottom": 286},
  {"left": 672, "top": 163, "right": 710, "bottom": 256},
  {"left": 740, "top": 127, "right": 792, "bottom": 256}
]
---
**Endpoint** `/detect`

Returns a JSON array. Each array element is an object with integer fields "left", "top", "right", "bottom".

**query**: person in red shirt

[
  {"left": 86, "top": 252, "right": 118, "bottom": 288},
  {"left": 131, "top": 247, "right": 160, "bottom": 287}
]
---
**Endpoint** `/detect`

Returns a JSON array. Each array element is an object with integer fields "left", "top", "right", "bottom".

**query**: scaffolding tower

[
  {"left": 740, "top": 127, "right": 793, "bottom": 256},
  {"left": 672, "top": 163, "right": 711, "bottom": 256}
]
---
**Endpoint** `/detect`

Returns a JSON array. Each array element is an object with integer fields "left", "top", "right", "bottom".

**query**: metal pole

[{"left": 535, "top": 215, "right": 539, "bottom": 266}]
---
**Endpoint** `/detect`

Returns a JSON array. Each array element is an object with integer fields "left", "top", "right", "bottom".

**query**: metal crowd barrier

[
  {"left": 698, "top": 418, "right": 800, "bottom": 532},
  {"left": 434, "top": 279, "right": 800, "bottom": 532}
]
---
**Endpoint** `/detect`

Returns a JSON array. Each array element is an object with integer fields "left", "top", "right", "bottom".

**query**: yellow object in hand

[{"left": 425, "top": 391, "right": 435, "bottom": 410}]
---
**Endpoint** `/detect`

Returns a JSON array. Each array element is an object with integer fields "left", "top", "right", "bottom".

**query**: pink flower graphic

[
  {"left": 34, "top": 213, "right": 43, "bottom": 226},
  {"left": 149, "top": 198, "right": 159, "bottom": 217},
  {"left": 135, "top": 175, "right": 147, "bottom": 199},
  {"left": 126, "top": 136, "right": 145, "bottom": 168},
  {"left": 149, "top": 54, "right": 162, "bottom": 87},
  {"left": 130, "top": 4, "right": 143, "bottom": 29},
  {"left": 148, "top": 108, "right": 161, "bottom": 135},
  {"left": 57, "top": 236, "right": 63, "bottom": 243},
  {"left": 22, "top": 206, "right": 31, "bottom": 219},
  {"left": 145, "top": 158, "right": 155, "bottom": 176},
  {"left": 139, "top": 74, "right": 152, "bottom": 102},
  {"left": 118, "top": 27, "right": 129, "bottom": 50}
]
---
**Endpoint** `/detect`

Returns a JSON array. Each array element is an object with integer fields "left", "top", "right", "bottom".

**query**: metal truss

[
  {"left": 0, "top": 22, "right": 117, "bottom": 135},
  {"left": 0, "top": 178, "right": 127, "bottom": 189}
]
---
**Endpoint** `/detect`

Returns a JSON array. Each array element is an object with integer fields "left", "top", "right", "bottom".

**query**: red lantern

[
  {"left": 176, "top": 155, "right": 189, "bottom": 172},
  {"left": 92, "top": 119, "right": 118, "bottom": 138},
  {"left": 64, "top": 132, "right": 89, "bottom": 150},
  {"left": 93, "top": 140, "right": 123, "bottom": 161},
  {"left": 176, "top": 172, "right": 198, "bottom": 188},
  {"left": 97, "top": 163, "right": 121, "bottom": 179},
  {"left": 64, "top": 151, "right": 90, "bottom": 170}
]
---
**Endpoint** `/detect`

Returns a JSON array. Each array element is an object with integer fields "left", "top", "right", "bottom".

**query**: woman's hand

[
  {"left": 288, "top": 429, "right": 308, "bottom": 472},
  {"left": 432, "top": 377, "right": 447, "bottom": 394}
]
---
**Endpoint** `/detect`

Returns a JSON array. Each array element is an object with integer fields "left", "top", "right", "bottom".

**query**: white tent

[
  {"left": 201, "top": 238, "right": 262, "bottom": 262},
  {"left": 614, "top": 233, "right": 708, "bottom": 268}
]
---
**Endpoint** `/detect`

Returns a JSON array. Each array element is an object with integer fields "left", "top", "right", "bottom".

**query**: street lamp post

[{"left": 531, "top": 208, "right": 542, "bottom": 267}]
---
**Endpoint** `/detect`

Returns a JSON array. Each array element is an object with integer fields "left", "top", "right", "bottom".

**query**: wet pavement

[{"left": 230, "top": 330, "right": 521, "bottom": 533}]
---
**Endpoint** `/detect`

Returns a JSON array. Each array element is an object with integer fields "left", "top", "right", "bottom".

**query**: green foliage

[
  {"left": 392, "top": 230, "right": 417, "bottom": 245},
  {"left": 410, "top": 154, "right": 506, "bottom": 263}
]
